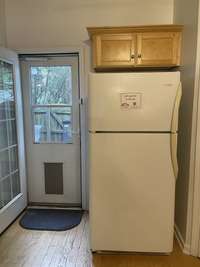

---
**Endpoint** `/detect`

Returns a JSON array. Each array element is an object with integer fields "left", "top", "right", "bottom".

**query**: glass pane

[
  {"left": 33, "top": 106, "right": 72, "bottom": 143},
  {"left": 0, "top": 121, "right": 8, "bottom": 149},
  {"left": 0, "top": 59, "right": 20, "bottom": 209},
  {"left": 50, "top": 107, "right": 72, "bottom": 143},
  {"left": 2, "top": 177, "right": 12, "bottom": 206},
  {"left": 31, "top": 65, "right": 73, "bottom": 144},
  {"left": 0, "top": 61, "right": 8, "bottom": 120},
  {"left": 31, "top": 66, "right": 72, "bottom": 105},
  {"left": 0, "top": 150, "right": 9, "bottom": 178},
  {"left": 33, "top": 107, "right": 48, "bottom": 143},
  {"left": 0, "top": 181, "right": 3, "bottom": 209},
  {"left": 0, "top": 91, "right": 7, "bottom": 120},
  {"left": 9, "top": 146, "right": 18, "bottom": 172},
  {"left": 8, "top": 119, "right": 17, "bottom": 146},
  {"left": 11, "top": 171, "right": 20, "bottom": 198},
  {"left": 3, "top": 62, "right": 15, "bottom": 119}
]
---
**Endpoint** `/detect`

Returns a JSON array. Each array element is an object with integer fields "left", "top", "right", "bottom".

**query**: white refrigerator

[{"left": 89, "top": 72, "right": 182, "bottom": 253}]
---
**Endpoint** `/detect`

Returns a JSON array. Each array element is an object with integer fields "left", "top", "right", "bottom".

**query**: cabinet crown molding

[{"left": 87, "top": 25, "right": 183, "bottom": 37}]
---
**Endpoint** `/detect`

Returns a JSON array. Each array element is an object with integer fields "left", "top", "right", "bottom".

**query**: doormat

[{"left": 19, "top": 208, "right": 83, "bottom": 231}]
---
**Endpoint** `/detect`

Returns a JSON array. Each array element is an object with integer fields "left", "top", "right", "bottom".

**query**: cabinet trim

[{"left": 87, "top": 25, "right": 183, "bottom": 37}]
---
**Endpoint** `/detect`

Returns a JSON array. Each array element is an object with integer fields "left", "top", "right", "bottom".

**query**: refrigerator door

[
  {"left": 89, "top": 133, "right": 175, "bottom": 252},
  {"left": 89, "top": 72, "right": 181, "bottom": 132}
]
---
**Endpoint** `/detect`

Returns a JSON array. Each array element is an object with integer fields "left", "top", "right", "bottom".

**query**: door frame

[
  {"left": 16, "top": 46, "right": 87, "bottom": 210},
  {"left": 0, "top": 47, "right": 27, "bottom": 233},
  {"left": 177, "top": 4, "right": 200, "bottom": 255},
  {"left": 188, "top": 45, "right": 200, "bottom": 256}
]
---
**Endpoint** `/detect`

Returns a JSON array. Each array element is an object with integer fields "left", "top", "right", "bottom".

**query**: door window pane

[
  {"left": 0, "top": 91, "right": 6, "bottom": 120},
  {"left": 0, "top": 121, "right": 8, "bottom": 149},
  {"left": 33, "top": 107, "right": 48, "bottom": 143},
  {"left": 31, "top": 66, "right": 73, "bottom": 143},
  {"left": 50, "top": 107, "right": 72, "bottom": 143},
  {"left": 3, "top": 62, "right": 15, "bottom": 119},
  {"left": 0, "top": 60, "right": 15, "bottom": 120},
  {"left": 0, "top": 60, "right": 21, "bottom": 209},
  {"left": 0, "top": 62, "right": 6, "bottom": 120},
  {"left": 8, "top": 119, "right": 17, "bottom": 146},
  {"left": 0, "top": 150, "right": 9, "bottom": 178},
  {"left": 0, "top": 181, "right": 3, "bottom": 209},
  {"left": 2, "top": 177, "right": 12, "bottom": 206},
  {"left": 11, "top": 171, "right": 20, "bottom": 198},
  {"left": 31, "top": 66, "right": 72, "bottom": 105},
  {"left": 9, "top": 146, "right": 18, "bottom": 172}
]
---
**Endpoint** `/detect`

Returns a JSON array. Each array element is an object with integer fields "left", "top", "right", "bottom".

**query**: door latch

[{"left": 79, "top": 98, "right": 84, "bottom": 105}]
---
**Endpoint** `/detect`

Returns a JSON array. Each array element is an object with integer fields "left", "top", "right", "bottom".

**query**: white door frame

[
  {"left": 182, "top": 4, "right": 200, "bottom": 255},
  {"left": 188, "top": 52, "right": 200, "bottom": 256},
  {"left": 16, "top": 47, "right": 87, "bottom": 210},
  {"left": 0, "top": 47, "right": 27, "bottom": 233}
]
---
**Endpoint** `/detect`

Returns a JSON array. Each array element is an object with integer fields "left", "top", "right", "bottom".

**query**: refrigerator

[{"left": 88, "top": 72, "right": 182, "bottom": 253}]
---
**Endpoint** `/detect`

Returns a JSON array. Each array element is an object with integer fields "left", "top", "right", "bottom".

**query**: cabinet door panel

[
  {"left": 93, "top": 34, "right": 135, "bottom": 68},
  {"left": 136, "top": 32, "right": 181, "bottom": 67}
]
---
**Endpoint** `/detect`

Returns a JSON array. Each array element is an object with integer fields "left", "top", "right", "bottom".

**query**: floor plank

[{"left": 0, "top": 212, "right": 200, "bottom": 267}]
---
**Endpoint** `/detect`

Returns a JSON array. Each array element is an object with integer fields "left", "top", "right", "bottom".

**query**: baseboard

[{"left": 174, "top": 224, "right": 190, "bottom": 255}]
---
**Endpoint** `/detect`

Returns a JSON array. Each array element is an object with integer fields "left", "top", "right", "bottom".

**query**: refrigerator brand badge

[{"left": 120, "top": 93, "right": 141, "bottom": 110}]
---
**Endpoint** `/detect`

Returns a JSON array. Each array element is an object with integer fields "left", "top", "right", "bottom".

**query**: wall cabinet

[
  {"left": 87, "top": 25, "right": 183, "bottom": 70},
  {"left": 93, "top": 34, "right": 135, "bottom": 67}
]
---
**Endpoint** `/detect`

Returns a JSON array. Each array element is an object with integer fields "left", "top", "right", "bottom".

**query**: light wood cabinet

[
  {"left": 93, "top": 34, "right": 135, "bottom": 68},
  {"left": 136, "top": 32, "right": 181, "bottom": 67},
  {"left": 87, "top": 25, "right": 183, "bottom": 70}
]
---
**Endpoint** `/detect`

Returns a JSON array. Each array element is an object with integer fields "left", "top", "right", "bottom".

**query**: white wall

[
  {"left": 174, "top": 0, "right": 199, "bottom": 249},
  {"left": 3, "top": 0, "right": 174, "bottom": 208},
  {"left": 5, "top": 0, "right": 174, "bottom": 49},
  {"left": 0, "top": 0, "right": 6, "bottom": 46}
]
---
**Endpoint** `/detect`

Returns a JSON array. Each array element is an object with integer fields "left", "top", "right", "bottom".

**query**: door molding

[
  {"left": 181, "top": 3, "right": 200, "bottom": 256},
  {"left": 188, "top": 49, "right": 200, "bottom": 256},
  {"left": 16, "top": 46, "right": 87, "bottom": 210}
]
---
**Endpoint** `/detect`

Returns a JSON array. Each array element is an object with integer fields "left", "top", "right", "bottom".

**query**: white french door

[
  {"left": 0, "top": 47, "right": 27, "bottom": 233},
  {"left": 20, "top": 55, "right": 81, "bottom": 206}
]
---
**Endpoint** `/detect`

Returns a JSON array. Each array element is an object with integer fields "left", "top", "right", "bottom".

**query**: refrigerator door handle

[
  {"left": 170, "top": 83, "right": 182, "bottom": 179},
  {"left": 171, "top": 82, "right": 182, "bottom": 133},
  {"left": 171, "top": 133, "right": 178, "bottom": 179}
]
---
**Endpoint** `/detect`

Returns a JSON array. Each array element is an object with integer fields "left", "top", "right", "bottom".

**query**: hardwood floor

[{"left": 0, "top": 212, "right": 200, "bottom": 267}]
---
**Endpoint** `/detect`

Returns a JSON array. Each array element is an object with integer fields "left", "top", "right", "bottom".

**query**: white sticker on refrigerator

[{"left": 120, "top": 93, "right": 141, "bottom": 110}]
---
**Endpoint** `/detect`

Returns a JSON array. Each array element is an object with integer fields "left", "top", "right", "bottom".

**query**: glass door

[
  {"left": 20, "top": 55, "right": 81, "bottom": 206},
  {"left": 0, "top": 48, "right": 27, "bottom": 233}
]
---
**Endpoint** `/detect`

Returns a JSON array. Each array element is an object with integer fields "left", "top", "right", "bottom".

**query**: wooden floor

[{"left": 0, "top": 212, "right": 200, "bottom": 267}]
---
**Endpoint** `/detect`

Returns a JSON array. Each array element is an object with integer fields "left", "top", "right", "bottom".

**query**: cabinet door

[
  {"left": 136, "top": 32, "right": 181, "bottom": 67},
  {"left": 93, "top": 34, "right": 135, "bottom": 69}
]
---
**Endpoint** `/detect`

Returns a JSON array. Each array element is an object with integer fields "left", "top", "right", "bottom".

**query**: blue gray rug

[{"left": 19, "top": 208, "right": 83, "bottom": 231}]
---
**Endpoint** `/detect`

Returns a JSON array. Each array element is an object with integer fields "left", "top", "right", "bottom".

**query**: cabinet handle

[
  {"left": 138, "top": 54, "right": 142, "bottom": 58},
  {"left": 131, "top": 54, "right": 135, "bottom": 59}
]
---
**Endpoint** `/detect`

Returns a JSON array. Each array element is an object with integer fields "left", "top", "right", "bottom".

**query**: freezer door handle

[
  {"left": 171, "top": 82, "right": 182, "bottom": 133},
  {"left": 171, "top": 133, "right": 178, "bottom": 179},
  {"left": 170, "top": 82, "right": 182, "bottom": 179}
]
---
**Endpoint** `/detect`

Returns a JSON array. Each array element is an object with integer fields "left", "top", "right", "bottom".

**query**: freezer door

[
  {"left": 89, "top": 133, "right": 175, "bottom": 252},
  {"left": 89, "top": 72, "right": 181, "bottom": 132}
]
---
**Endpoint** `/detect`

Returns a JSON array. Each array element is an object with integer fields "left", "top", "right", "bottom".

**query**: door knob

[
  {"left": 131, "top": 55, "right": 135, "bottom": 59},
  {"left": 138, "top": 54, "right": 142, "bottom": 58}
]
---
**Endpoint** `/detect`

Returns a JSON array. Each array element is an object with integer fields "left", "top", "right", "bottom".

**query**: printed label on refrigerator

[{"left": 120, "top": 93, "right": 141, "bottom": 110}]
